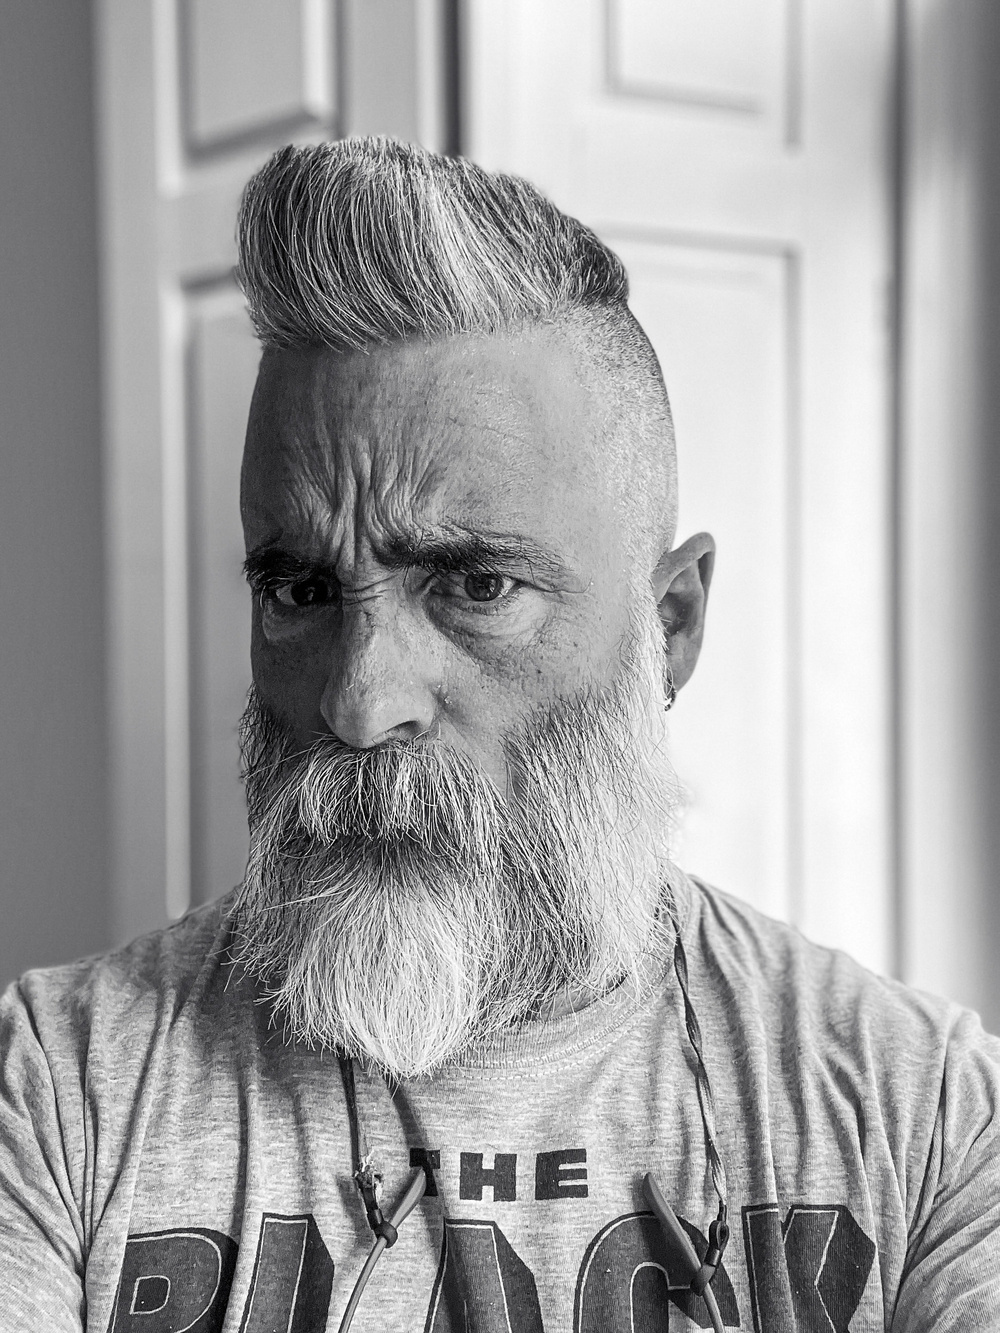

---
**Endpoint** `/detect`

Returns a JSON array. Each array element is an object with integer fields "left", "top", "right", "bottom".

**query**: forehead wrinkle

[
  {"left": 252, "top": 330, "right": 600, "bottom": 577},
  {"left": 328, "top": 337, "right": 554, "bottom": 487},
  {"left": 285, "top": 425, "right": 450, "bottom": 581}
]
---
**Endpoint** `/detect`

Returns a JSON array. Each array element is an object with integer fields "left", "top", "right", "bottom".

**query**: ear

[{"left": 651, "top": 532, "right": 716, "bottom": 692}]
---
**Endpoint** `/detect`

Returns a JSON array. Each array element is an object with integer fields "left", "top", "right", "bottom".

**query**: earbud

[
  {"left": 643, "top": 1173, "right": 728, "bottom": 1333},
  {"left": 338, "top": 1168, "right": 428, "bottom": 1333}
]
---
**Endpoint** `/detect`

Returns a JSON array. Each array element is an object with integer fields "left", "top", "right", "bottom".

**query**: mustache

[
  {"left": 244, "top": 732, "right": 502, "bottom": 846},
  {"left": 238, "top": 697, "right": 604, "bottom": 935},
  {"left": 240, "top": 665, "right": 661, "bottom": 855},
  {"left": 239, "top": 705, "right": 526, "bottom": 893}
]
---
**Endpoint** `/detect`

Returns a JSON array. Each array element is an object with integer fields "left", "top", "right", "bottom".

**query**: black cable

[
  {"left": 644, "top": 1173, "right": 726, "bottom": 1333},
  {"left": 703, "top": 1286, "right": 725, "bottom": 1333},
  {"left": 337, "top": 1235, "right": 387, "bottom": 1333},
  {"left": 669, "top": 908, "right": 728, "bottom": 1211},
  {"left": 338, "top": 1050, "right": 365, "bottom": 1169},
  {"left": 338, "top": 1052, "right": 395, "bottom": 1241},
  {"left": 336, "top": 1053, "right": 427, "bottom": 1332},
  {"left": 337, "top": 1169, "right": 427, "bottom": 1333},
  {"left": 639, "top": 901, "right": 732, "bottom": 1331}
]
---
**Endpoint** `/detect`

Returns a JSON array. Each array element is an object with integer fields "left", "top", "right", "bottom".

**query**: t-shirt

[{"left": 1, "top": 873, "right": 999, "bottom": 1332}]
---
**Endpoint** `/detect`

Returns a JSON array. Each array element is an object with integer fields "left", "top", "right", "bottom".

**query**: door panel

[
  {"left": 609, "top": 0, "right": 793, "bottom": 129},
  {"left": 182, "top": 0, "right": 335, "bottom": 151}
]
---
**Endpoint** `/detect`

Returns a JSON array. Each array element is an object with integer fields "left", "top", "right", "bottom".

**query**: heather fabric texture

[{"left": 1, "top": 875, "right": 999, "bottom": 1331}]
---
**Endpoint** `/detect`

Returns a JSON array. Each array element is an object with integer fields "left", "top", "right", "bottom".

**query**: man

[{"left": 1, "top": 138, "right": 998, "bottom": 1331}]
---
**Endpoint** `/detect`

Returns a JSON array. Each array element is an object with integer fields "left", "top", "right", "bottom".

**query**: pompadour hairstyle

[{"left": 237, "top": 137, "right": 631, "bottom": 350}]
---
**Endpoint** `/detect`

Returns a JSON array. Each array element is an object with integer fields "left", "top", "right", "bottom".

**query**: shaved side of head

[
  {"left": 560, "top": 308, "right": 677, "bottom": 568},
  {"left": 237, "top": 137, "right": 676, "bottom": 571}
]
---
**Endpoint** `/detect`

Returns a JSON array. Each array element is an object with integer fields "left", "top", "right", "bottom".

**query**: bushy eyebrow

[
  {"left": 243, "top": 548, "right": 318, "bottom": 590},
  {"left": 243, "top": 526, "right": 570, "bottom": 587},
  {"left": 384, "top": 527, "right": 569, "bottom": 582}
]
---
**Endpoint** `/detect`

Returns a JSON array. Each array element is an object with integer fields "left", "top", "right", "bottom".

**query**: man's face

[
  {"left": 241, "top": 328, "right": 634, "bottom": 785},
  {"left": 235, "top": 327, "right": 684, "bottom": 1078}
]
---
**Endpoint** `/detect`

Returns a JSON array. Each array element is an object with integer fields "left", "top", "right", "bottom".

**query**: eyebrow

[
  {"left": 243, "top": 548, "right": 318, "bottom": 588},
  {"left": 384, "top": 527, "right": 570, "bottom": 582},
  {"left": 243, "top": 526, "right": 570, "bottom": 587}
]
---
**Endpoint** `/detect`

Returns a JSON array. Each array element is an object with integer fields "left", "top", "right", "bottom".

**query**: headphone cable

[
  {"left": 337, "top": 1166, "right": 426, "bottom": 1333},
  {"left": 337, "top": 1052, "right": 427, "bottom": 1333},
  {"left": 643, "top": 899, "right": 730, "bottom": 1333}
]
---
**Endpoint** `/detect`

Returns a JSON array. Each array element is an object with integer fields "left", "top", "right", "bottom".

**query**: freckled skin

[{"left": 241, "top": 328, "right": 714, "bottom": 791}]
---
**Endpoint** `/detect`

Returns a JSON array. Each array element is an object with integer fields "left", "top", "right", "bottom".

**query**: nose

[{"left": 320, "top": 602, "right": 438, "bottom": 748}]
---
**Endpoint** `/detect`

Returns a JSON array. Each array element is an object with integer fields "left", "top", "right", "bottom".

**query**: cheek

[
  {"left": 451, "top": 606, "right": 625, "bottom": 718},
  {"left": 250, "top": 615, "right": 331, "bottom": 734}
]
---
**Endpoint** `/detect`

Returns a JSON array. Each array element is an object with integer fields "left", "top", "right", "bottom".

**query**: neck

[{"left": 530, "top": 979, "right": 617, "bottom": 1022}]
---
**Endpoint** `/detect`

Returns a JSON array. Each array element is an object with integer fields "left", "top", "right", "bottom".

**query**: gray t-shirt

[{"left": 2, "top": 874, "right": 999, "bottom": 1331}]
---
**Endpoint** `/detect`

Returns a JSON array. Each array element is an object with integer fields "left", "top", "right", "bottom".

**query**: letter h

[{"left": 459, "top": 1152, "right": 517, "bottom": 1202}]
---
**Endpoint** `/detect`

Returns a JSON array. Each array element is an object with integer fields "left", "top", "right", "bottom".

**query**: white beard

[{"left": 229, "top": 599, "right": 681, "bottom": 1079}]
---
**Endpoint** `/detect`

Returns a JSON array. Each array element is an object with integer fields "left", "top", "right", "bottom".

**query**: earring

[{"left": 664, "top": 673, "right": 677, "bottom": 712}]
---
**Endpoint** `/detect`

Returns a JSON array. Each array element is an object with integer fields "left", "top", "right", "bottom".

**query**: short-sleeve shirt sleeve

[{"left": 0, "top": 979, "right": 86, "bottom": 1330}]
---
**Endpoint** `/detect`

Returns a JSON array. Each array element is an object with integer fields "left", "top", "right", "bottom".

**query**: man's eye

[
  {"left": 428, "top": 569, "right": 518, "bottom": 615},
  {"left": 462, "top": 571, "right": 508, "bottom": 602},
  {"left": 268, "top": 577, "right": 337, "bottom": 608}
]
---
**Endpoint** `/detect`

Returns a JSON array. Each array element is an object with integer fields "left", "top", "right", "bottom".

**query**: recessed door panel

[
  {"left": 182, "top": 0, "right": 335, "bottom": 152},
  {"left": 608, "top": 0, "right": 792, "bottom": 126}
]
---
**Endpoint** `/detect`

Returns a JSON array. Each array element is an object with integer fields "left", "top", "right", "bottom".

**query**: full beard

[{"left": 228, "top": 599, "right": 682, "bottom": 1080}]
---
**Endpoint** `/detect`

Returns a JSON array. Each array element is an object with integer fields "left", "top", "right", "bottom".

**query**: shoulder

[
  {"left": 684, "top": 874, "right": 956, "bottom": 1032},
  {"left": 0, "top": 899, "right": 241, "bottom": 1269},
  {"left": 678, "top": 873, "right": 1000, "bottom": 1115},
  {"left": 0, "top": 895, "right": 244, "bottom": 1077},
  {"left": 676, "top": 877, "right": 1000, "bottom": 1320}
]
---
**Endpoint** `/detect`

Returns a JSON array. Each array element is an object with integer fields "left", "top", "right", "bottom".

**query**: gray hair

[{"left": 237, "top": 138, "right": 677, "bottom": 559}]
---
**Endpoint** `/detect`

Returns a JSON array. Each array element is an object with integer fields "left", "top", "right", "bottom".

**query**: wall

[
  {"left": 0, "top": 1, "right": 110, "bottom": 985},
  {"left": 902, "top": 0, "right": 1000, "bottom": 1029}
]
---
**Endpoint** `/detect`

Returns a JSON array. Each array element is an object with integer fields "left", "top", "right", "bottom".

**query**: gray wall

[
  {"left": 901, "top": 0, "right": 1000, "bottom": 1030},
  {"left": 0, "top": 1, "right": 110, "bottom": 986}
]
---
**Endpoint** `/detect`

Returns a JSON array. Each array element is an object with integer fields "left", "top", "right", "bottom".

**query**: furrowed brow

[
  {"left": 243, "top": 546, "right": 334, "bottom": 588},
  {"left": 386, "top": 528, "right": 569, "bottom": 582},
  {"left": 243, "top": 531, "right": 571, "bottom": 587}
]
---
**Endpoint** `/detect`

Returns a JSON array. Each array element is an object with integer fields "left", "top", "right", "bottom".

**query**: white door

[
  {"left": 465, "top": 0, "right": 897, "bottom": 972},
  {"left": 95, "top": 0, "right": 452, "bottom": 941}
]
